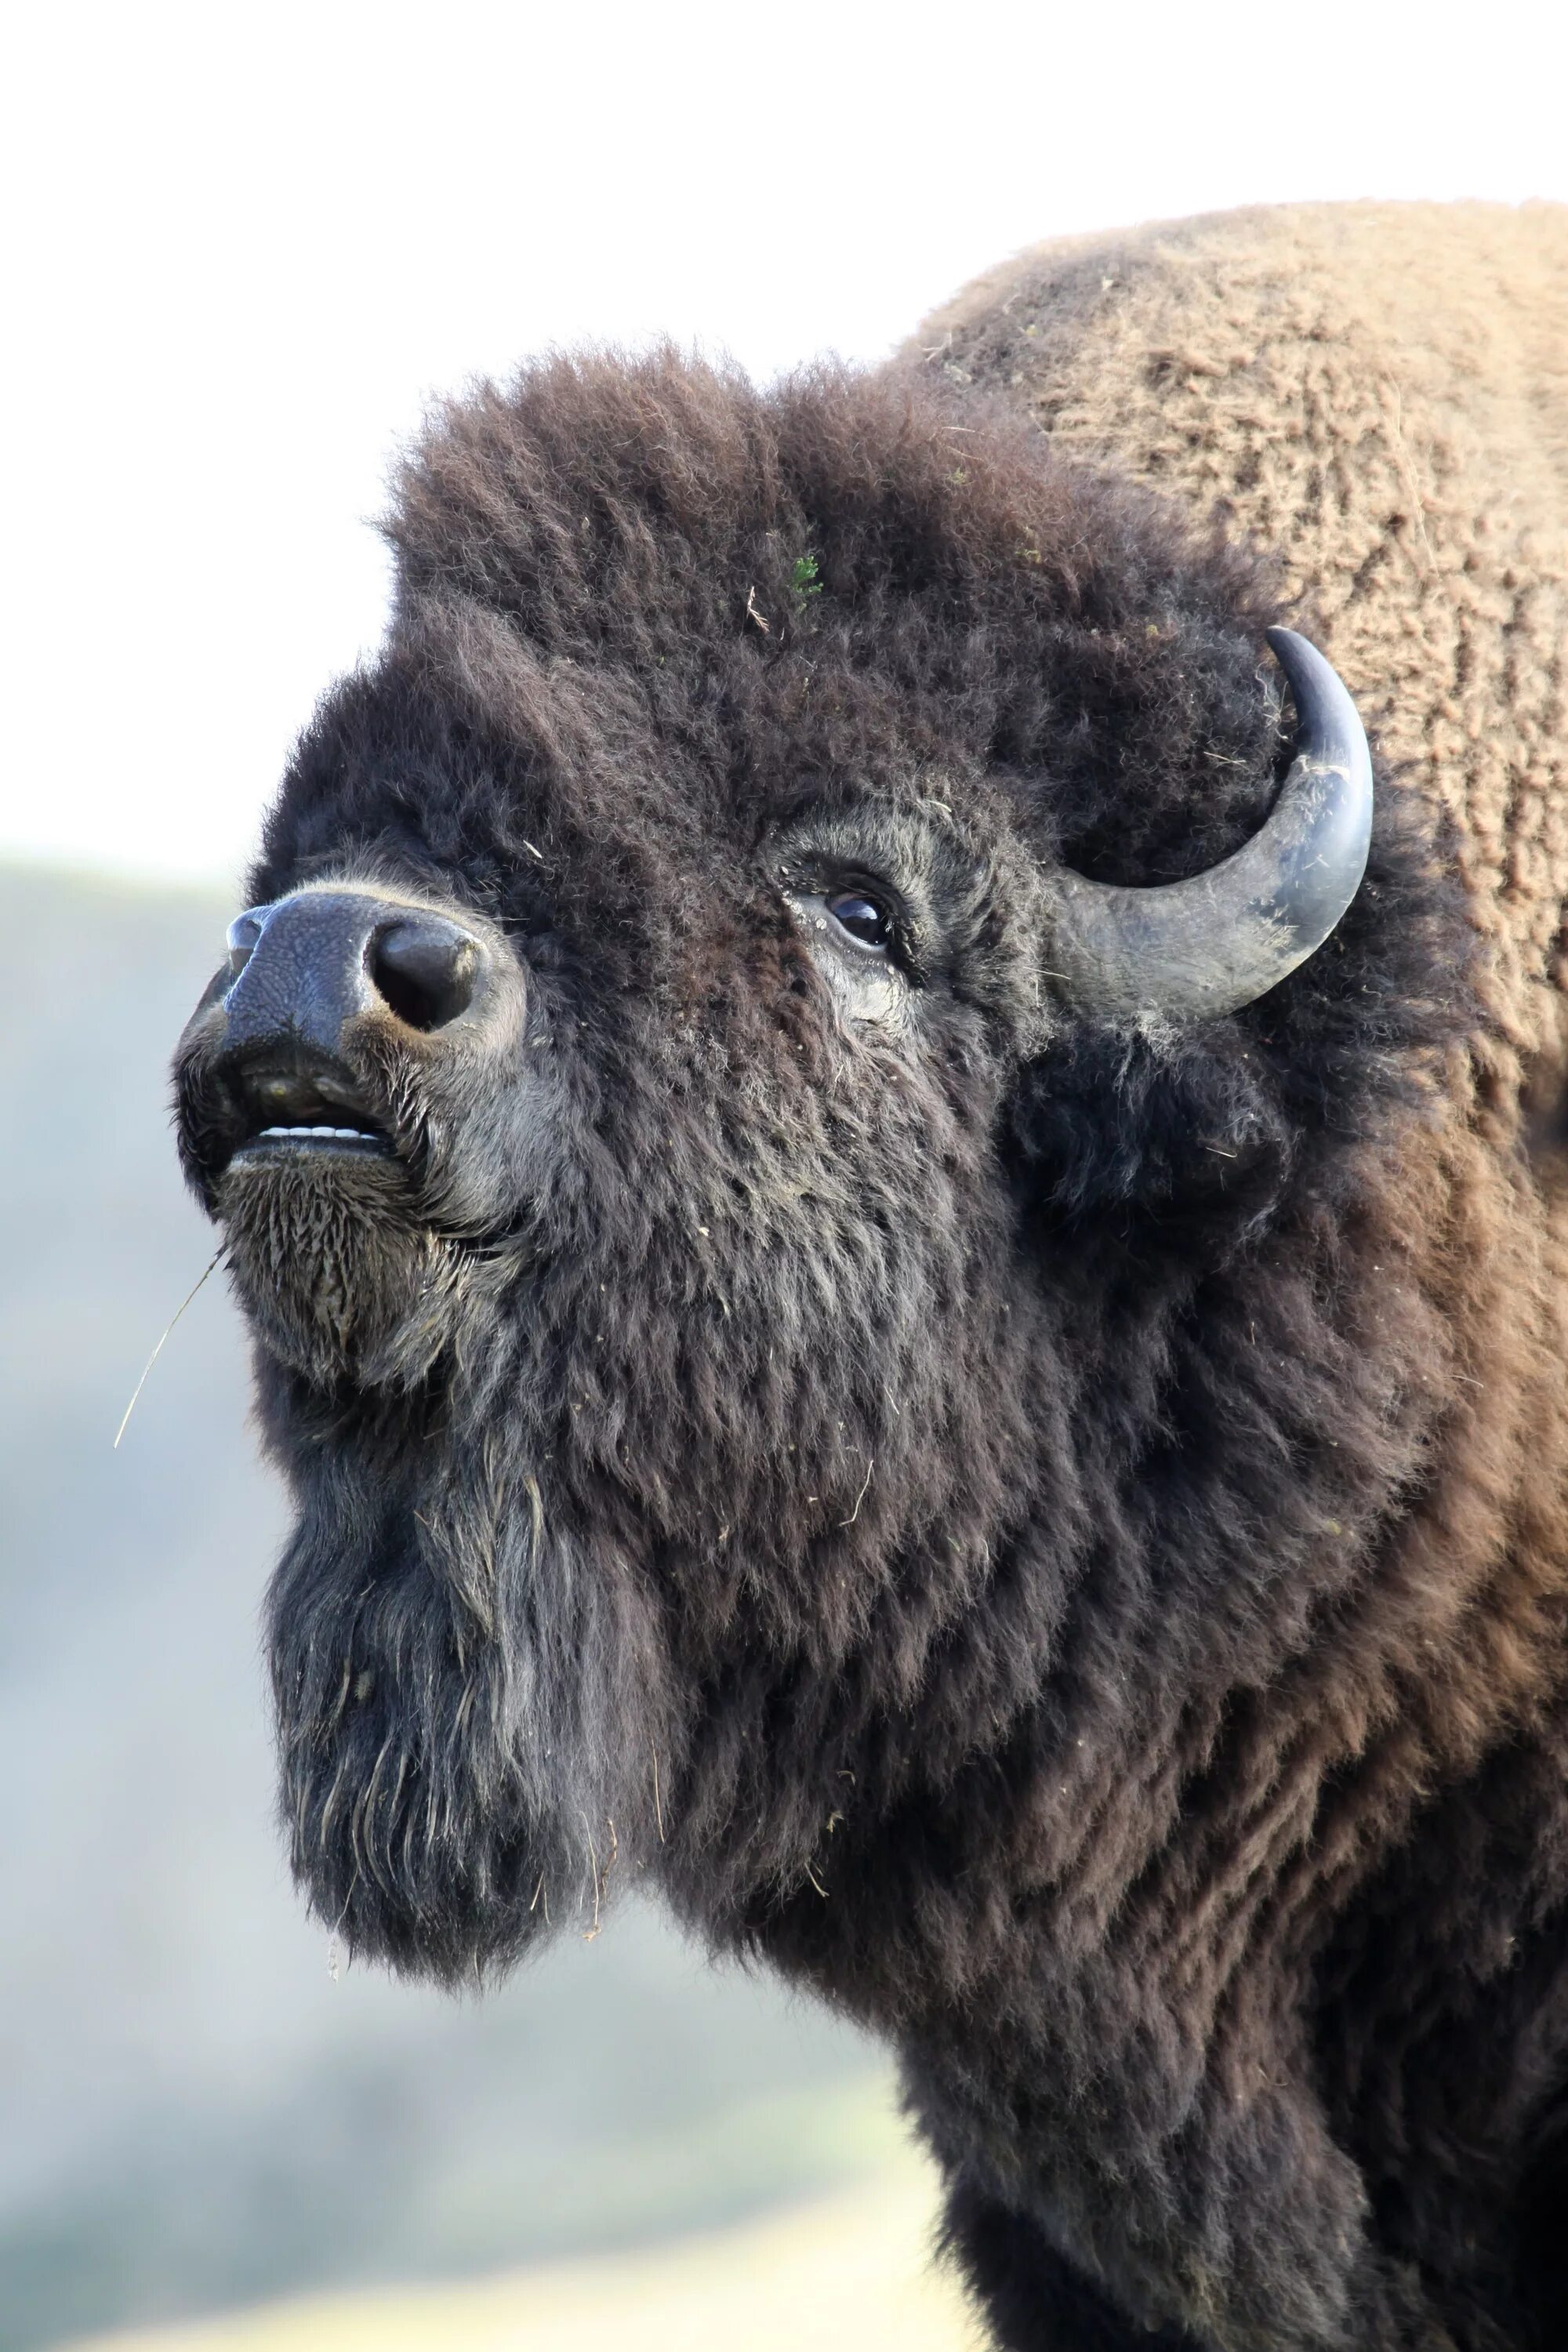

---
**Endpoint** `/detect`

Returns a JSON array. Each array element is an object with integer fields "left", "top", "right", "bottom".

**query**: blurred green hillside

[
  {"left": 0, "top": 867, "right": 895, "bottom": 2350},
  {"left": 61, "top": 2134, "right": 975, "bottom": 2352},
  {"left": 61, "top": 2129, "right": 975, "bottom": 2352}
]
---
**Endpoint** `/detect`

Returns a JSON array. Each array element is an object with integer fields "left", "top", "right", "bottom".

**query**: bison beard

[
  {"left": 175, "top": 269, "right": 1568, "bottom": 2352},
  {"left": 263, "top": 1394, "right": 675, "bottom": 1976}
]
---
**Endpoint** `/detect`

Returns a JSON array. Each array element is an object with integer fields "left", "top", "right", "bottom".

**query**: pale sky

[{"left": 5, "top": 0, "right": 1565, "bottom": 887}]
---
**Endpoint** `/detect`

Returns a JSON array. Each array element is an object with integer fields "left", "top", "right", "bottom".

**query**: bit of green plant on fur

[{"left": 791, "top": 553, "right": 823, "bottom": 602}]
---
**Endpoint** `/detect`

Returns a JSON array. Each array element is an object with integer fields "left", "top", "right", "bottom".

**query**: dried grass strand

[{"left": 112, "top": 1248, "right": 224, "bottom": 1450}]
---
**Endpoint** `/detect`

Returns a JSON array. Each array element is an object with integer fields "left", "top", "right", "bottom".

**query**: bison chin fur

[
  {"left": 260, "top": 1381, "right": 678, "bottom": 1981},
  {"left": 218, "top": 1159, "right": 463, "bottom": 1389}
]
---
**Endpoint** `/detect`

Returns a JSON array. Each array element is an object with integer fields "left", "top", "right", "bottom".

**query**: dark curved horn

[{"left": 1044, "top": 627, "right": 1374, "bottom": 1021}]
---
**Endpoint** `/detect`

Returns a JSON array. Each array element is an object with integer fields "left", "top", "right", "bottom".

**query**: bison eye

[{"left": 826, "top": 891, "right": 892, "bottom": 950}]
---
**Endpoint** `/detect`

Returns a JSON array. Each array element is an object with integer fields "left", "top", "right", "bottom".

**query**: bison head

[{"left": 173, "top": 353, "right": 1449, "bottom": 1994}]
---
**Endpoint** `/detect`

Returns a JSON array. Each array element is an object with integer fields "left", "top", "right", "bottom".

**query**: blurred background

[{"left": 2, "top": 4, "right": 1565, "bottom": 2347}]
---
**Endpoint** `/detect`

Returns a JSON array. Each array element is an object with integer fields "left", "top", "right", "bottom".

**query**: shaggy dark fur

[{"left": 175, "top": 345, "right": 1568, "bottom": 2351}]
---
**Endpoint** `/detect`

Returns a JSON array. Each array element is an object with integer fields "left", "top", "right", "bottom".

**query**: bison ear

[{"left": 1007, "top": 1021, "right": 1294, "bottom": 1251}]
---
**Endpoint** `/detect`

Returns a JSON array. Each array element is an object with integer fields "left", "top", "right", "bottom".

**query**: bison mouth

[
  {"left": 187, "top": 1049, "right": 398, "bottom": 1184},
  {"left": 239, "top": 1117, "right": 390, "bottom": 1156}
]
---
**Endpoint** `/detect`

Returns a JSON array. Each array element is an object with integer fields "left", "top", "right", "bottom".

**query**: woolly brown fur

[{"left": 893, "top": 198, "right": 1568, "bottom": 2350}]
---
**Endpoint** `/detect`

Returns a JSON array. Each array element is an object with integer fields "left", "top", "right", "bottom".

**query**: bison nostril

[
  {"left": 225, "top": 907, "right": 269, "bottom": 980},
  {"left": 367, "top": 916, "right": 481, "bottom": 1031}
]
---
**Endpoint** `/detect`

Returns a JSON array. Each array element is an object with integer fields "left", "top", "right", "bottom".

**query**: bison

[{"left": 175, "top": 201, "right": 1568, "bottom": 2350}]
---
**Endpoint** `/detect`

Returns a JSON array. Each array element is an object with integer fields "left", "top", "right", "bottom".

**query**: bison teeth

[{"left": 255, "top": 1124, "right": 380, "bottom": 1141}]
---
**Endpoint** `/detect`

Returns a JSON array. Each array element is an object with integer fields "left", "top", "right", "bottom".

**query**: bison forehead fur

[{"left": 177, "top": 206, "right": 1568, "bottom": 2352}]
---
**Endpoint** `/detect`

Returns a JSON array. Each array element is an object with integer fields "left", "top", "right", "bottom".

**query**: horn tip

[{"left": 1264, "top": 623, "right": 1318, "bottom": 680}]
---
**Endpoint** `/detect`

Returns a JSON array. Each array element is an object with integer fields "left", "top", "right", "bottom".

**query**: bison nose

[{"left": 222, "top": 890, "right": 488, "bottom": 1058}]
